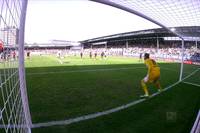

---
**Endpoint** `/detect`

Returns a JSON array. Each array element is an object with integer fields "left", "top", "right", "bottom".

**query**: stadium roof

[
  {"left": 92, "top": 0, "right": 200, "bottom": 39},
  {"left": 81, "top": 26, "right": 200, "bottom": 44}
]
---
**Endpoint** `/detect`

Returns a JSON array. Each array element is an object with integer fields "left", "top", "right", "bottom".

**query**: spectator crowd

[{"left": 22, "top": 43, "right": 200, "bottom": 63}]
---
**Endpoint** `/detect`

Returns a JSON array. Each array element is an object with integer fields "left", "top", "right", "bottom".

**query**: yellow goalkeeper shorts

[{"left": 148, "top": 71, "right": 160, "bottom": 83}]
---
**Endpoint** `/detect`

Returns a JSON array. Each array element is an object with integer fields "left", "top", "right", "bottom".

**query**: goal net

[
  {"left": 94, "top": 0, "right": 200, "bottom": 87},
  {"left": 0, "top": 0, "right": 31, "bottom": 133},
  {"left": 182, "top": 39, "right": 200, "bottom": 87}
]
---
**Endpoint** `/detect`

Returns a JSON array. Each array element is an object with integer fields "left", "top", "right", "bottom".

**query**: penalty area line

[
  {"left": 26, "top": 67, "right": 145, "bottom": 75},
  {"left": 26, "top": 66, "right": 178, "bottom": 75},
  {"left": 31, "top": 81, "right": 180, "bottom": 128}
]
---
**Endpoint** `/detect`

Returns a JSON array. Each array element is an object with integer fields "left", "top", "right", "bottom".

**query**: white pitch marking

[
  {"left": 26, "top": 66, "right": 180, "bottom": 75},
  {"left": 22, "top": 66, "right": 199, "bottom": 128},
  {"left": 1, "top": 67, "right": 192, "bottom": 129},
  {"left": 182, "top": 82, "right": 200, "bottom": 87},
  {"left": 31, "top": 81, "right": 180, "bottom": 128},
  {"left": 26, "top": 67, "right": 145, "bottom": 75},
  {"left": 182, "top": 68, "right": 200, "bottom": 81}
]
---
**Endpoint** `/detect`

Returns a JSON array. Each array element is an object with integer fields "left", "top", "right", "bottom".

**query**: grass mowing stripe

[
  {"left": 27, "top": 64, "right": 180, "bottom": 124},
  {"left": 32, "top": 80, "right": 180, "bottom": 128},
  {"left": 26, "top": 66, "right": 181, "bottom": 75},
  {"left": 24, "top": 56, "right": 199, "bottom": 132},
  {"left": 31, "top": 83, "right": 200, "bottom": 133},
  {"left": 32, "top": 99, "right": 145, "bottom": 128},
  {"left": 26, "top": 67, "right": 145, "bottom": 75}
]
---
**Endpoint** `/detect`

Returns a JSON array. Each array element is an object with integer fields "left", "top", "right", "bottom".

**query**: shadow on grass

[
  {"left": 32, "top": 83, "right": 200, "bottom": 133},
  {"left": 26, "top": 63, "right": 181, "bottom": 123}
]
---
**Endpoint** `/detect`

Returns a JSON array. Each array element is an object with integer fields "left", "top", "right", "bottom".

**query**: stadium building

[
  {"left": 82, "top": 26, "right": 200, "bottom": 49},
  {"left": 25, "top": 26, "right": 200, "bottom": 63},
  {"left": 0, "top": 26, "right": 19, "bottom": 47}
]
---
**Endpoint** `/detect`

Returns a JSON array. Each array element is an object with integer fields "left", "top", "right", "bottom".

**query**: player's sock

[
  {"left": 140, "top": 94, "right": 149, "bottom": 98},
  {"left": 141, "top": 80, "right": 149, "bottom": 96},
  {"left": 155, "top": 81, "right": 162, "bottom": 92},
  {"left": 143, "top": 87, "right": 149, "bottom": 96}
]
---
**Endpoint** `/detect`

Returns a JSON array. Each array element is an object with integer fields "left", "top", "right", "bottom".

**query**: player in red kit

[{"left": 0, "top": 40, "right": 4, "bottom": 53}]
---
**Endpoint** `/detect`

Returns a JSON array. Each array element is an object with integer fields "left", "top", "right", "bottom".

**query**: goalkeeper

[{"left": 140, "top": 53, "right": 162, "bottom": 98}]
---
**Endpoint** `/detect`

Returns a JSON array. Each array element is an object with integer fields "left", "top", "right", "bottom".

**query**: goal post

[
  {"left": 0, "top": 0, "right": 32, "bottom": 132},
  {"left": 18, "top": 0, "right": 32, "bottom": 130}
]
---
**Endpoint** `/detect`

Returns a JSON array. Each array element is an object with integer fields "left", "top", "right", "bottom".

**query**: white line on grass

[
  {"left": 182, "top": 68, "right": 200, "bottom": 81},
  {"left": 31, "top": 81, "right": 180, "bottom": 128},
  {"left": 26, "top": 66, "right": 179, "bottom": 75},
  {"left": 181, "top": 68, "right": 200, "bottom": 87},
  {"left": 182, "top": 82, "right": 200, "bottom": 87},
  {"left": 31, "top": 67, "right": 199, "bottom": 128},
  {"left": 26, "top": 67, "right": 145, "bottom": 75},
  {"left": 1, "top": 67, "right": 198, "bottom": 129}
]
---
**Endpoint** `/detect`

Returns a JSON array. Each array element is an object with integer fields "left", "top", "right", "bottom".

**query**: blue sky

[{"left": 25, "top": 0, "right": 160, "bottom": 43}]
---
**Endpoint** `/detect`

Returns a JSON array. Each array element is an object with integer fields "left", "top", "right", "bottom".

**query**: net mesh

[
  {"left": 0, "top": 0, "right": 31, "bottom": 133},
  {"left": 94, "top": 0, "right": 200, "bottom": 87},
  {"left": 106, "top": 0, "right": 200, "bottom": 27},
  {"left": 0, "top": 0, "right": 198, "bottom": 132},
  {"left": 182, "top": 42, "right": 200, "bottom": 86}
]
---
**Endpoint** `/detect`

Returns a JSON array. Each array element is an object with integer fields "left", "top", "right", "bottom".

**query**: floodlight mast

[{"left": 90, "top": 0, "right": 185, "bottom": 81}]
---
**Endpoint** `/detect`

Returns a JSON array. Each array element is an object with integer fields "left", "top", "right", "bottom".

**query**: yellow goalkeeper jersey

[{"left": 145, "top": 58, "right": 160, "bottom": 76}]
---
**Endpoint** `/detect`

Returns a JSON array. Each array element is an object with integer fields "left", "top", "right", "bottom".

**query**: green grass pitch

[{"left": 24, "top": 55, "right": 200, "bottom": 133}]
